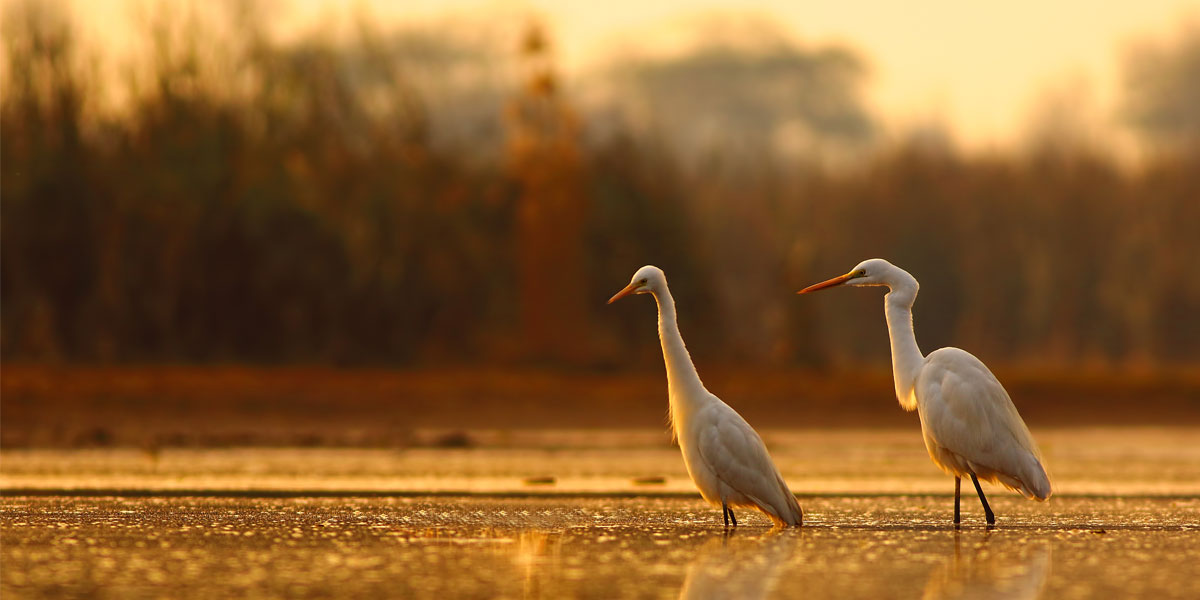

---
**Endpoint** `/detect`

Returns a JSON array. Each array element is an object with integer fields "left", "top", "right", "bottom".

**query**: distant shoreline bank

[{"left": 3, "top": 364, "right": 1198, "bottom": 448}]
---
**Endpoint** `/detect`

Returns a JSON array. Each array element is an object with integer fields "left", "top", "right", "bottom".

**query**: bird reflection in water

[
  {"left": 922, "top": 535, "right": 1052, "bottom": 600},
  {"left": 678, "top": 530, "right": 799, "bottom": 600},
  {"left": 513, "top": 530, "right": 558, "bottom": 599}
]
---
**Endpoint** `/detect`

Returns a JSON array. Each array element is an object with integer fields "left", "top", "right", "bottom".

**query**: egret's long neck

[
  {"left": 884, "top": 278, "right": 923, "bottom": 411},
  {"left": 652, "top": 286, "right": 707, "bottom": 428}
]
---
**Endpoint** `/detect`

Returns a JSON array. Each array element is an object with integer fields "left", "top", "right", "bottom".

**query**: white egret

[
  {"left": 798, "top": 258, "right": 1051, "bottom": 525},
  {"left": 609, "top": 266, "right": 803, "bottom": 527}
]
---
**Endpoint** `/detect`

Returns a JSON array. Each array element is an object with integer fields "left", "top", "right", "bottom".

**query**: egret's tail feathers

[
  {"left": 746, "top": 492, "right": 803, "bottom": 528},
  {"left": 774, "top": 475, "right": 804, "bottom": 527},
  {"left": 1019, "top": 456, "right": 1052, "bottom": 500},
  {"left": 1026, "top": 467, "right": 1052, "bottom": 501},
  {"left": 769, "top": 498, "right": 803, "bottom": 528},
  {"left": 761, "top": 504, "right": 802, "bottom": 528},
  {"left": 784, "top": 493, "right": 803, "bottom": 527},
  {"left": 994, "top": 464, "right": 1051, "bottom": 501}
]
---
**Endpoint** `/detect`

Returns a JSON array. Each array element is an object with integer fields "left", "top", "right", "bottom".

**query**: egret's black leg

[
  {"left": 970, "top": 473, "right": 996, "bottom": 526},
  {"left": 722, "top": 503, "right": 729, "bottom": 527},
  {"left": 729, "top": 508, "right": 737, "bottom": 528},
  {"left": 954, "top": 476, "right": 961, "bottom": 526}
]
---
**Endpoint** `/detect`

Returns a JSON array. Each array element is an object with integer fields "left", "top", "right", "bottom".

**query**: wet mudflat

[{"left": 2, "top": 495, "right": 1198, "bottom": 599}]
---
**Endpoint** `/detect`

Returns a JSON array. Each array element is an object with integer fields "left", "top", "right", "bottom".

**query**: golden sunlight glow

[{"left": 64, "top": 0, "right": 1199, "bottom": 151}]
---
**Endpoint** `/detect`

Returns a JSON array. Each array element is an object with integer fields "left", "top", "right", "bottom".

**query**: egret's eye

[
  {"left": 638, "top": 279, "right": 648, "bottom": 285},
  {"left": 858, "top": 270, "right": 867, "bottom": 277}
]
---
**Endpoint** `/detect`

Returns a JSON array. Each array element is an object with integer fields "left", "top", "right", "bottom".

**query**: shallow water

[
  {"left": 3, "top": 427, "right": 1199, "bottom": 598},
  {"left": 2, "top": 495, "right": 1198, "bottom": 599}
]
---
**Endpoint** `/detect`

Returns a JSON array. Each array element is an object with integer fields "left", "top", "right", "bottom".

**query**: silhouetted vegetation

[{"left": 2, "top": 3, "right": 1198, "bottom": 368}]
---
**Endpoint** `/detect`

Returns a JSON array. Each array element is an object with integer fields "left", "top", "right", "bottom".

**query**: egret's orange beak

[
  {"left": 798, "top": 273, "right": 854, "bottom": 294},
  {"left": 607, "top": 282, "right": 640, "bottom": 304}
]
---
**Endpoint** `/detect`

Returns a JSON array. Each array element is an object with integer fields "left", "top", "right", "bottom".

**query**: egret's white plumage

[
  {"left": 799, "top": 258, "right": 1050, "bottom": 524},
  {"left": 609, "top": 265, "right": 803, "bottom": 527}
]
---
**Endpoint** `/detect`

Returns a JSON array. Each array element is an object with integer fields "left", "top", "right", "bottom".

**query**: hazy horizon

[{"left": 56, "top": 0, "right": 1200, "bottom": 156}]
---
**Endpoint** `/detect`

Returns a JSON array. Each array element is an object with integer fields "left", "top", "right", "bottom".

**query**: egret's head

[
  {"left": 607, "top": 265, "right": 665, "bottom": 304},
  {"left": 798, "top": 258, "right": 897, "bottom": 293}
]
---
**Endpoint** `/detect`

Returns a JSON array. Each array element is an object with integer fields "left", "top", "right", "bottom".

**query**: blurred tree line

[{"left": 2, "top": 3, "right": 1198, "bottom": 368}]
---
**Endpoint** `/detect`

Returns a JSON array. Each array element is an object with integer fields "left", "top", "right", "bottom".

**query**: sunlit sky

[{"left": 67, "top": 0, "right": 1199, "bottom": 150}]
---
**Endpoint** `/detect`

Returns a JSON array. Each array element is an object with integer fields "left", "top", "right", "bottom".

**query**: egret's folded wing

[
  {"left": 696, "top": 401, "right": 800, "bottom": 522},
  {"left": 920, "top": 348, "right": 1051, "bottom": 499}
]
